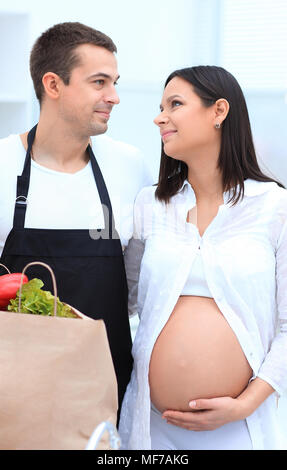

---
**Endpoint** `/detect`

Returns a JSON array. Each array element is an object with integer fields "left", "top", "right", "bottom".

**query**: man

[{"left": 0, "top": 22, "right": 152, "bottom": 413}]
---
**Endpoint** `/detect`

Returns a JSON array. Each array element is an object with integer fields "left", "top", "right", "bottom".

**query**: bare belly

[{"left": 149, "top": 296, "right": 253, "bottom": 413}]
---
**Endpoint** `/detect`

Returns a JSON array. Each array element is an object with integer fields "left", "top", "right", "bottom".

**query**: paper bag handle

[
  {"left": 18, "top": 262, "right": 58, "bottom": 316},
  {"left": 0, "top": 264, "right": 11, "bottom": 274}
]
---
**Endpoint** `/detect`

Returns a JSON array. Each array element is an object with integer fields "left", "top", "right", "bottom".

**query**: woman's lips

[{"left": 161, "top": 130, "right": 177, "bottom": 140}]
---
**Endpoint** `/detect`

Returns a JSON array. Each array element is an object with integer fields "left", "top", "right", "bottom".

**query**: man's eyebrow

[
  {"left": 160, "top": 94, "right": 183, "bottom": 110},
  {"left": 87, "top": 73, "right": 120, "bottom": 81}
]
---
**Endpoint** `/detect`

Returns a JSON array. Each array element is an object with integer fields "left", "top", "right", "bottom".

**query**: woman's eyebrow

[{"left": 160, "top": 94, "right": 183, "bottom": 110}]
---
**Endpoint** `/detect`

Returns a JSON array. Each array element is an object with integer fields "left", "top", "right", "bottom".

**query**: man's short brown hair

[{"left": 30, "top": 22, "right": 117, "bottom": 104}]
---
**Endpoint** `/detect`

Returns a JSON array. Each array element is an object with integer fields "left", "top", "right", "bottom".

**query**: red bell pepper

[{"left": 0, "top": 273, "right": 29, "bottom": 309}]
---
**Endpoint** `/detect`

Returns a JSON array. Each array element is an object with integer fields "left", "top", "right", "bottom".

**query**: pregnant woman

[{"left": 119, "top": 66, "right": 287, "bottom": 450}]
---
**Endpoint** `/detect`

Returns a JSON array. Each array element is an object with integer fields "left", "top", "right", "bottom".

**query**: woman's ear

[{"left": 214, "top": 98, "right": 230, "bottom": 127}]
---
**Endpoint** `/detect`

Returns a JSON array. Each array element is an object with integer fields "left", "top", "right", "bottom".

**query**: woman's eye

[{"left": 171, "top": 100, "right": 182, "bottom": 108}]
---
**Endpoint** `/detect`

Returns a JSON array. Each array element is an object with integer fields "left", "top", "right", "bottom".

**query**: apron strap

[
  {"left": 13, "top": 125, "right": 115, "bottom": 238},
  {"left": 13, "top": 125, "right": 37, "bottom": 229},
  {"left": 88, "top": 145, "right": 115, "bottom": 239}
]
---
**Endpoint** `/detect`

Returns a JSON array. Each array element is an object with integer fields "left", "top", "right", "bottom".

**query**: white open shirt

[{"left": 120, "top": 178, "right": 287, "bottom": 450}]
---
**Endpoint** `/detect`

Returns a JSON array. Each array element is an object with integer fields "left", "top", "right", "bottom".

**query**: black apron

[{"left": 0, "top": 125, "right": 133, "bottom": 416}]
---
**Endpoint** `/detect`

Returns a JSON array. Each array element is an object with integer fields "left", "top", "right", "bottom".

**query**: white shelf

[
  {"left": 0, "top": 11, "right": 30, "bottom": 138},
  {"left": 0, "top": 95, "right": 27, "bottom": 104}
]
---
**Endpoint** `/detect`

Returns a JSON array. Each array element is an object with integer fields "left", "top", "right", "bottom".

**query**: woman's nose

[{"left": 154, "top": 111, "right": 168, "bottom": 126}]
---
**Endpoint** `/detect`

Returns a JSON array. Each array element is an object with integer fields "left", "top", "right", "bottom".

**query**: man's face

[{"left": 58, "top": 44, "right": 120, "bottom": 137}]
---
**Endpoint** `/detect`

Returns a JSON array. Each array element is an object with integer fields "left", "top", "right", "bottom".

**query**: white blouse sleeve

[
  {"left": 257, "top": 218, "right": 287, "bottom": 396},
  {"left": 124, "top": 187, "right": 151, "bottom": 317},
  {"left": 124, "top": 238, "right": 145, "bottom": 318}
]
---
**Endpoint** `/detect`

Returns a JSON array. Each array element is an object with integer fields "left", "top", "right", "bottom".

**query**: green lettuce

[{"left": 7, "top": 278, "right": 77, "bottom": 318}]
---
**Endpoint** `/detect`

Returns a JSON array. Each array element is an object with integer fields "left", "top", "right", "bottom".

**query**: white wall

[
  {"left": 0, "top": 0, "right": 198, "bottom": 179},
  {"left": 0, "top": 0, "right": 194, "bottom": 81},
  {"left": 1, "top": 0, "right": 286, "bottom": 184}
]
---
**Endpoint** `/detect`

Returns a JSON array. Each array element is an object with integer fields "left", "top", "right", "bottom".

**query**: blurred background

[
  {"left": 0, "top": 0, "right": 287, "bottom": 437},
  {"left": 0, "top": 0, "right": 286, "bottom": 183}
]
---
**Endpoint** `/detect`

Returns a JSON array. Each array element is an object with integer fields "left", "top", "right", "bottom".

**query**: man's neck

[{"left": 20, "top": 119, "right": 92, "bottom": 174}]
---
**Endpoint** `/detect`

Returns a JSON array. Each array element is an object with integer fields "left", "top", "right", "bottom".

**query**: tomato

[
  {"left": 0, "top": 298, "right": 10, "bottom": 309},
  {"left": 0, "top": 273, "right": 29, "bottom": 309}
]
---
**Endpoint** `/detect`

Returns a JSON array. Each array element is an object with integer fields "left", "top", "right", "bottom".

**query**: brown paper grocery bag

[{"left": 0, "top": 262, "right": 118, "bottom": 450}]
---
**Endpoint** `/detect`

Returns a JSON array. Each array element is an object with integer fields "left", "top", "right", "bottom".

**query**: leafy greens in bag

[{"left": 7, "top": 278, "right": 77, "bottom": 318}]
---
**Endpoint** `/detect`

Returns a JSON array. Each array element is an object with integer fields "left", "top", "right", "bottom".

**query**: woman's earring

[{"left": 215, "top": 122, "right": 221, "bottom": 129}]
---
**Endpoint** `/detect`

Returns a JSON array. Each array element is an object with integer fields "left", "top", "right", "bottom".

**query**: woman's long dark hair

[{"left": 155, "top": 66, "right": 284, "bottom": 204}]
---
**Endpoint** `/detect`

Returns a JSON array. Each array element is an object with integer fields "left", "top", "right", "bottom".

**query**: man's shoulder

[
  {"left": 91, "top": 134, "right": 143, "bottom": 163},
  {"left": 91, "top": 134, "right": 154, "bottom": 190},
  {"left": 0, "top": 134, "right": 24, "bottom": 171},
  {"left": 0, "top": 133, "right": 20, "bottom": 149}
]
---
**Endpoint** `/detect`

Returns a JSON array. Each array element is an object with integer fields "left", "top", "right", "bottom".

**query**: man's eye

[{"left": 94, "top": 79, "right": 105, "bottom": 85}]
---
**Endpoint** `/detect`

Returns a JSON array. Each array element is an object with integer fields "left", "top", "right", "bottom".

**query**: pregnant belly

[{"left": 149, "top": 296, "right": 253, "bottom": 413}]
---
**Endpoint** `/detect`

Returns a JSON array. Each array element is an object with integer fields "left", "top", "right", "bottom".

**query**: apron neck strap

[
  {"left": 13, "top": 125, "right": 37, "bottom": 229},
  {"left": 88, "top": 144, "right": 115, "bottom": 238},
  {"left": 13, "top": 125, "right": 115, "bottom": 237}
]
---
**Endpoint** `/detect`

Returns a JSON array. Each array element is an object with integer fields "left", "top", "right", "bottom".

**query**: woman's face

[{"left": 154, "top": 76, "right": 219, "bottom": 161}]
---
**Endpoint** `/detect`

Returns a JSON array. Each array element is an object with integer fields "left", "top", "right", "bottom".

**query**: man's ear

[{"left": 42, "top": 72, "right": 62, "bottom": 101}]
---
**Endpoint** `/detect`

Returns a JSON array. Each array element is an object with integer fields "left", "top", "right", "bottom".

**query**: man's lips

[
  {"left": 95, "top": 109, "right": 111, "bottom": 119},
  {"left": 94, "top": 109, "right": 112, "bottom": 119},
  {"left": 161, "top": 130, "right": 177, "bottom": 140}
]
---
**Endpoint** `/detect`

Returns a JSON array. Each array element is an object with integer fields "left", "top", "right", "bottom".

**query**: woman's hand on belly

[
  {"left": 162, "top": 396, "right": 246, "bottom": 431},
  {"left": 162, "top": 377, "right": 274, "bottom": 431},
  {"left": 161, "top": 377, "right": 275, "bottom": 431}
]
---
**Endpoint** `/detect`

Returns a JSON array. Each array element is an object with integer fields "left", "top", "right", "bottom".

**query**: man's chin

[{"left": 88, "top": 122, "right": 108, "bottom": 137}]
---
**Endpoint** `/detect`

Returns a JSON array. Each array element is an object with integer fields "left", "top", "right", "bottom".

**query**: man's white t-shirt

[{"left": 0, "top": 133, "right": 153, "bottom": 255}]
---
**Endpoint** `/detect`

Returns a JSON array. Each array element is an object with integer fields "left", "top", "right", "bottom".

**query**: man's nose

[{"left": 105, "top": 86, "right": 120, "bottom": 105}]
